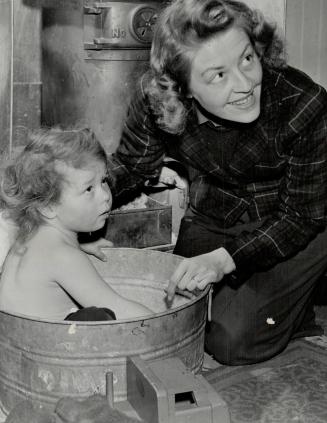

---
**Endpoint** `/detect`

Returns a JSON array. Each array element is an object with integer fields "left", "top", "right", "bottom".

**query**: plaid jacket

[{"left": 107, "top": 66, "right": 327, "bottom": 273}]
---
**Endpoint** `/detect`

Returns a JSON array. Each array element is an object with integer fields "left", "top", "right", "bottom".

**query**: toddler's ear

[{"left": 39, "top": 205, "right": 57, "bottom": 220}]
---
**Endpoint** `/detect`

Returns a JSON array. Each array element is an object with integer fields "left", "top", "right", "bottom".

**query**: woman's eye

[
  {"left": 85, "top": 186, "right": 93, "bottom": 193},
  {"left": 211, "top": 71, "right": 225, "bottom": 83}
]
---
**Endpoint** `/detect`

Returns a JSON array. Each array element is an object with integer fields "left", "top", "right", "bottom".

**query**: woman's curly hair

[
  {"left": 0, "top": 127, "right": 107, "bottom": 243},
  {"left": 146, "top": 0, "right": 286, "bottom": 134}
]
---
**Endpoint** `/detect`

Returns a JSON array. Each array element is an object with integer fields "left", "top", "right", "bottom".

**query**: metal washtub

[{"left": 0, "top": 248, "right": 209, "bottom": 415}]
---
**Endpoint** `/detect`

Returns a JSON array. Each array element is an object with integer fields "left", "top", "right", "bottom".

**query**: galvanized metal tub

[{"left": 0, "top": 248, "right": 209, "bottom": 415}]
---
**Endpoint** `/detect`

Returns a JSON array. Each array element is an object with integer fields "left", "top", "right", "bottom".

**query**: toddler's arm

[
  {"left": 51, "top": 245, "right": 152, "bottom": 320},
  {"left": 0, "top": 213, "right": 18, "bottom": 273}
]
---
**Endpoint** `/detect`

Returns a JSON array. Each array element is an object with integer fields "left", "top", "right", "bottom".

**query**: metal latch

[{"left": 83, "top": 1, "right": 161, "bottom": 50}]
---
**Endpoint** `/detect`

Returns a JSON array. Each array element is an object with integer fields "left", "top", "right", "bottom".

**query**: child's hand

[
  {"left": 80, "top": 238, "right": 113, "bottom": 261},
  {"left": 159, "top": 166, "right": 187, "bottom": 189}
]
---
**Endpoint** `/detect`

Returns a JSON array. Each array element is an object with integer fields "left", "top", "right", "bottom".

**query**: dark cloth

[
  {"left": 107, "top": 66, "right": 327, "bottom": 277},
  {"left": 174, "top": 215, "right": 327, "bottom": 365},
  {"left": 199, "top": 123, "right": 239, "bottom": 170},
  {"left": 313, "top": 274, "right": 327, "bottom": 305},
  {"left": 64, "top": 307, "right": 116, "bottom": 321}
]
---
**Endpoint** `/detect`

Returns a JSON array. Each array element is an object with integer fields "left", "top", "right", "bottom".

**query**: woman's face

[{"left": 188, "top": 26, "right": 262, "bottom": 123}]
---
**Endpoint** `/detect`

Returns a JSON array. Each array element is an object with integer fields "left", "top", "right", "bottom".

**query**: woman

[{"left": 107, "top": 0, "right": 327, "bottom": 364}]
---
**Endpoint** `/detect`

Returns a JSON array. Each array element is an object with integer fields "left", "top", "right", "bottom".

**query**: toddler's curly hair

[{"left": 0, "top": 127, "right": 107, "bottom": 243}]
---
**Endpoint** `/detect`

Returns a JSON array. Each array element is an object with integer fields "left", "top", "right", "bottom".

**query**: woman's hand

[
  {"left": 166, "top": 248, "right": 235, "bottom": 301},
  {"left": 80, "top": 238, "right": 113, "bottom": 261}
]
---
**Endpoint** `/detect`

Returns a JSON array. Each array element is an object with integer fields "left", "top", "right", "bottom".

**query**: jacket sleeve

[
  {"left": 225, "top": 92, "right": 327, "bottom": 275},
  {"left": 107, "top": 75, "right": 166, "bottom": 200}
]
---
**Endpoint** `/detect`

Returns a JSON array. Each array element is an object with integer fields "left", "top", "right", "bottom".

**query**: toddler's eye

[
  {"left": 243, "top": 53, "right": 254, "bottom": 66},
  {"left": 85, "top": 185, "right": 93, "bottom": 193}
]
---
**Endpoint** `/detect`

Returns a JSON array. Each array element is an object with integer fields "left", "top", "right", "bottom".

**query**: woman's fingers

[
  {"left": 186, "top": 278, "right": 198, "bottom": 291},
  {"left": 167, "top": 260, "right": 189, "bottom": 301},
  {"left": 166, "top": 249, "right": 233, "bottom": 301},
  {"left": 166, "top": 279, "right": 178, "bottom": 302},
  {"left": 167, "top": 261, "right": 216, "bottom": 301}
]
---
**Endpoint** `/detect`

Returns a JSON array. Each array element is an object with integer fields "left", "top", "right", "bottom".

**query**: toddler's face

[{"left": 53, "top": 160, "right": 112, "bottom": 233}]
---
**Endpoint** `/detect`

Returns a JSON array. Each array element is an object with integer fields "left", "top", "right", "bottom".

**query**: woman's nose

[{"left": 233, "top": 69, "right": 252, "bottom": 93}]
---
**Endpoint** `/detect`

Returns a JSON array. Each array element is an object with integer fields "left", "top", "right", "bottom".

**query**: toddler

[{"left": 0, "top": 127, "right": 151, "bottom": 320}]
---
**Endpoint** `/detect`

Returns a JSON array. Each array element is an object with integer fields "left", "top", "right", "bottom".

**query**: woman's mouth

[{"left": 228, "top": 92, "right": 255, "bottom": 108}]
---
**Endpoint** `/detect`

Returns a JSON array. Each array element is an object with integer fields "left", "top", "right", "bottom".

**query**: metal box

[
  {"left": 105, "top": 196, "right": 172, "bottom": 248},
  {"left": 126, "top": 356, "right": 230, "bottom": 423}
]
